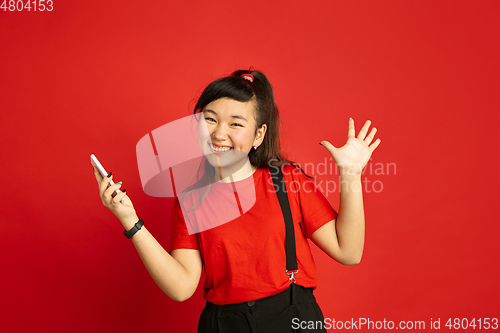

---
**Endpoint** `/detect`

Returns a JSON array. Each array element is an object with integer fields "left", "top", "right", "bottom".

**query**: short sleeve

[
  {"left": 169, "top": 197, "right": 200, "bottom": 252},
  {"left": 285, "top": 165, "right": 338, "bottom": 238}
]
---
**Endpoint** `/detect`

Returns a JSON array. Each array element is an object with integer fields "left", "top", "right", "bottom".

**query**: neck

[{"left": 214, "top": 160, "right": 257, "bottom": 183}]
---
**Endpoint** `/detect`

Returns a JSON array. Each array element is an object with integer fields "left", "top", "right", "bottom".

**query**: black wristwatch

[{"left": 123, "top": 218, "right": 145, "bottom": 239}]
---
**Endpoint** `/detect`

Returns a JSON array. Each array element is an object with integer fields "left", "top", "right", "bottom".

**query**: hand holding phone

[
  {"left": 91, "top": 154, "right": 139, "bottom": 227},
  {"left": 91, "top": 154, "right": 124, "bottom": 202}
]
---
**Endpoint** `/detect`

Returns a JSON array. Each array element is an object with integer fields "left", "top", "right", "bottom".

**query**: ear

[{"left": 254, "top": 124, "right": 267, "bottom": 147}]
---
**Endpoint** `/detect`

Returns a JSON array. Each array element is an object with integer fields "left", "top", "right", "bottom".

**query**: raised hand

[{"left": 320, "top": 118, "right": 381, "bottom": 176}]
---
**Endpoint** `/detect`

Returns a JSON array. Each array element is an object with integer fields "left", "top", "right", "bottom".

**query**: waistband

[{"left": 205, "top": 284, "right": 316, "bottom": 313}]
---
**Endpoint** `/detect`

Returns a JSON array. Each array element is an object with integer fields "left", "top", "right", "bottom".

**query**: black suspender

[{"left": 270, "top": 165, "right": 299, "bottom": 283}]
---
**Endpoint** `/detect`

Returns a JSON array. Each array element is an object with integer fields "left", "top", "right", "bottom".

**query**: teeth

[{"left": 210, "top": 143, "right": 232, "bottom": 152}]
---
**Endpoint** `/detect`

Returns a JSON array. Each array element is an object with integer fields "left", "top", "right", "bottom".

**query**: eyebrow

[{"left": 203, "top": 109, "right": 248, "bottom": 122}]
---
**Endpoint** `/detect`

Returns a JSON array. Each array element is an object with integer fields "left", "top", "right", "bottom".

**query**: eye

[
  {"left": 231, "top": 123, "right": 243, "bottom": 127},
  {"left": 205, "top": 117, "right": 216, "bottom": 122}
]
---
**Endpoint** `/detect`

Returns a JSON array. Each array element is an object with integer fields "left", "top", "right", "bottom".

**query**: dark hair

[{"left": 181, "top": 69, "right": 313, "bottom": 212}]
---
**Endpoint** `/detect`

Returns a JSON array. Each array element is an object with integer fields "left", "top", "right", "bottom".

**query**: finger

[
  {"left": 112, "top": 189, "right": 127, "bottom": 205},
  {"left": 364, "top": 127, "right": 377, "bottom": 145},
  {"left": 102, "top": 182, "right": 122, "bottom": 205},
  {"left": 93, "top": 166, "right": 103, "bottom": 185},
  {"left": 103, "top": 182, "right": 123, "bottom": 201},
  {"left": 347, "top": 118, "right": 355, "bottom": 138},
  {"left": 319, "top": 141, "right": 337, "bottom": 154},
  {"left": 357, "top": 120, "right": 372, "bottom": 140},
  {"left": 369, "top": 138, "right": 381, "bottom": 151},
  {"left": 99, "top": 173, "right": 113, "bottom": 198}
]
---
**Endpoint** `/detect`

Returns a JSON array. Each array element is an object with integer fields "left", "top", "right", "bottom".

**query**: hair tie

[{"left": 241, "top": 74, "right": 254, "bottom": 82}]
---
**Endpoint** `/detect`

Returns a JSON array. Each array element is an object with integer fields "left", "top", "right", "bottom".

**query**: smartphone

[{"left": 90, "top": 154, "right": 125, "bottom": 203}]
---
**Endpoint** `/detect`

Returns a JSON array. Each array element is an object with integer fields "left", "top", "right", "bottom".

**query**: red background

[{"left": 1, "top": 1, "right": 499, "bottom": 332}]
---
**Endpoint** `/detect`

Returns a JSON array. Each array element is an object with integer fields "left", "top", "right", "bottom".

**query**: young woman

[{"left": 94, "top": 69, "right": 381, "bottom": 332}]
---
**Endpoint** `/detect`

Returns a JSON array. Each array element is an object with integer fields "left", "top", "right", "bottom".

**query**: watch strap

[{"left": 123, "top": 218, "right": 145, "bottom": 239}]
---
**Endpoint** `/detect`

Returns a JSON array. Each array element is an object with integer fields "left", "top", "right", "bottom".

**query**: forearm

[
  {"left": 121, "top": 216, "right": 197, "bottom": 302},
  {"left": 335, "top": 173, "right": 365, "bottom": 264}
]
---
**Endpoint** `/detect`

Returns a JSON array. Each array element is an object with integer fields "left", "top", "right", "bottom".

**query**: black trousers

[{"left": 198, "top": 284, "right": 327, "bottom": 333}]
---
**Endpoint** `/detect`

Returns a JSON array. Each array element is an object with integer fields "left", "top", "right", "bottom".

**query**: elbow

[
  {"left": 171, "top": 294, "right": 191, "bottom": 303},
  {"left": 165, "top": 282, "right": 197, "bottom": 303},
  {"left": 157, "top": 271, "right": 200, "bottom": 303},
  {"left": 342, "top": 259, "right": 361, "bottom": 266},
  {"left": 170, "top": 295, "right": 184, "bottom": 302},
  {"left": 168, "top": 290, "right": 195, "bottom": 303},
  {"left": 339, "top": 253, "right": 363, "bottom": 266}
]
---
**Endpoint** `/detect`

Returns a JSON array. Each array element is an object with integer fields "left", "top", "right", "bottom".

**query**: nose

[{"left": 212, "top": 123, "right": 228, "bottom": 141}]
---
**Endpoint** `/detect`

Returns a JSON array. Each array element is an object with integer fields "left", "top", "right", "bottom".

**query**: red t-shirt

[{"left": 170, "top": 164, "right": 337, "bottom": 305}]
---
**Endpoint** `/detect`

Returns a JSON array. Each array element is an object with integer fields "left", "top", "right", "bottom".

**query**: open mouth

[{"left": 208, "top": 142, "right": 233, "bottom": 154}]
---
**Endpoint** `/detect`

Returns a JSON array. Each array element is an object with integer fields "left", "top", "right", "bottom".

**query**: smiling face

[{"left": 198, "top": 97, "right": 267, "bottom": 180}]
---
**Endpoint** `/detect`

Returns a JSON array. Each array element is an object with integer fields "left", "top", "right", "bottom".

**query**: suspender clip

[{"left": 286, "top": 269, "right": 299, "bottom": 283}]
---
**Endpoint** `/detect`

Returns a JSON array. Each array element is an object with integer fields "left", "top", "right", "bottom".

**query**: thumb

[{"left": 319, "top": 141, "right": 337, "bottom": 152}]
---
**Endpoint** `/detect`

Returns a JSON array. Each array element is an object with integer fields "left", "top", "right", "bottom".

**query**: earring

[{"left": 253, "top": 146, "right": 257, "bottom": 150}]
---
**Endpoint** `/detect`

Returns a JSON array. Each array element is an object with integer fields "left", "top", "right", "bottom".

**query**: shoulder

[
  {"left": 273, "top": 163, "right": 317, "bottom": 197},
  {"left": 281, "top": 163, "right": 313, "bottom": 183},
  {"left": 281, "top": 163, "right": 301, "bottom": 173},
  {"left": 259, "top": 163, "right": 315, "bottom": 191}
]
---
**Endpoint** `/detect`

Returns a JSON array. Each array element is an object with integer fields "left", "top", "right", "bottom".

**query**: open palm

[{"left": 320, "top": 118, "right": 381, "bottom": 175}]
